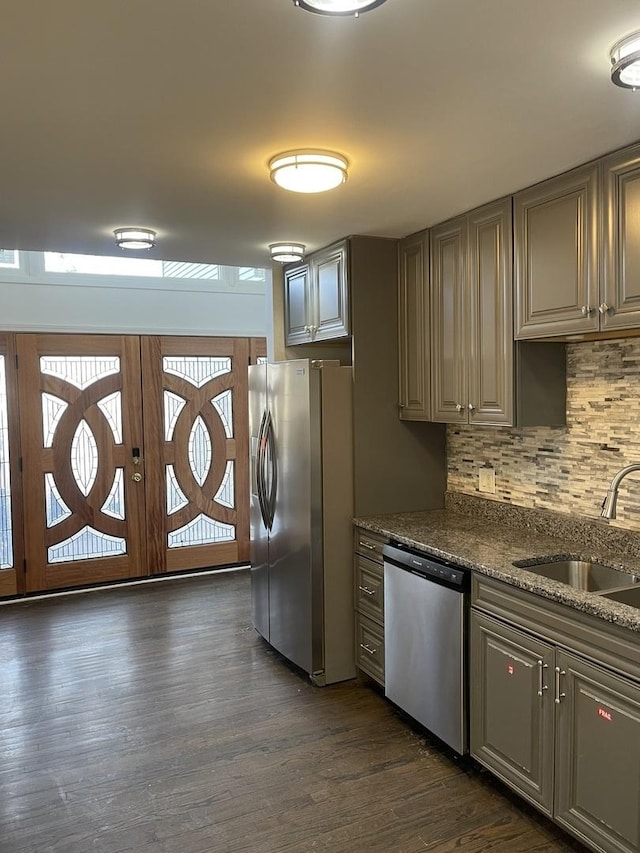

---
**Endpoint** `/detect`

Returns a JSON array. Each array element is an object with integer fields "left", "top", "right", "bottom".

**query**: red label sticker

[
  {"left": 508, "top": 664, "right": 514, "bottom": 675},
  {"left": 598, "top": 707, "right": 613, "bottom": 722}
]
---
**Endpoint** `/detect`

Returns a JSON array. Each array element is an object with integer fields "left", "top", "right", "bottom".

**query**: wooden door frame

[{"left": 0, "top": 333, "right": 23, "bottom": 596}]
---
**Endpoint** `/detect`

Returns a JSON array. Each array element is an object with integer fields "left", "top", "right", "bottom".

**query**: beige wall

[{"left": 448, "top": 338, "right": 640, "bottom": 532}]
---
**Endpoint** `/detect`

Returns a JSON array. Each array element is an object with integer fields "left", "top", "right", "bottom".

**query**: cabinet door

[
  {"left": 468, "top": 198, "right": 514, "bottom": 425},
  {"left": 312, "top": 241, "right": 349, "bottom": 342},
  {"left": 430, "top": 216, "right": 468, "bottom": 423},
  {"left": 284, "top": 263, "right": 312, "bottom": 345},
  {"left": 603, "top": 144, "right": 640, "bottom": 332},
  {"left": 398, "top": 231, "right": 430, "bottom": 420},
  {"left": 554, "top": 650, "right": 640, "bottom": 853},
  {"left": 514, "top": 164, "right": 599, "bottom": 339},
  {"left": 470, "top": 612, "right": 555, "bottom": 815}
]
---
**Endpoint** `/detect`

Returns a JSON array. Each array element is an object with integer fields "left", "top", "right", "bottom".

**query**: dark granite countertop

[{"left": 354, "top": 494, "right": 640, "bottom": 633}]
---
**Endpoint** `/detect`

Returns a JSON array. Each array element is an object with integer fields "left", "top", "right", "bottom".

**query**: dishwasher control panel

[{"left": 383, "top": 542, "right": 468, "bottom": 588}]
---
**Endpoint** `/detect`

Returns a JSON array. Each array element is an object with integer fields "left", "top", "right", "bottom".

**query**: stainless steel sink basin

[
  {"left": 512, "top": 559, "right": 640, "bottom": 592},
  {"left": 599, "top": 586, "right": 640, "bottom": 608}
]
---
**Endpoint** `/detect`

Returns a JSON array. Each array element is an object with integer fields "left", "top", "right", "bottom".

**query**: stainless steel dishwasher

[{"left": 383, "top": 542, "right": 469, "bottom": 755}]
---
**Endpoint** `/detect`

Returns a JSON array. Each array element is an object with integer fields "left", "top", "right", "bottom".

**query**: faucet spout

[{"left": 600, "top": 463, "right": 640, "bottom": 519}]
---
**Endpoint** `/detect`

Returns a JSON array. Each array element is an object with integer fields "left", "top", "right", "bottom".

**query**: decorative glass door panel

[
  {"left": 18, "top": 336, "right": 146, "bottom": 592},
  {"left": 141, "top": 337, "right": 250, "bottom": 574}
]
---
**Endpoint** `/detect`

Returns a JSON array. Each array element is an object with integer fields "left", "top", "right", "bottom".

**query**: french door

[
  {"left": 141, "top": 336, "right": 251, "bottom": 574},
  {"left": 7, "top": 333, "right": 259, "bottom": 595},
  {"left": 18, "top": 335, "right": 148, "bottom": 592}
]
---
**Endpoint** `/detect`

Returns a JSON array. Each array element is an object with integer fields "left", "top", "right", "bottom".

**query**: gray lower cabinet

[
  {"left": 470, "top": 611, "right": 555, "bottom": 815},
  {"left": 471, "top": 593, "right": 640, "bottom": 853},
  {"left": 353, "top": 527, "right": 387, "bottom": 686},
  {"left": 554, "top": 649, "right": 640, "bottom": 853},
  {"left": 284, "top": 240, "right": 349, "bottom": 345}
]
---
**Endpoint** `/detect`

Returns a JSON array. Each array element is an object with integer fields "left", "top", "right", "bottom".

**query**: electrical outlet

[{"left": 478, "top": 467, "right": 496, "bottom": 494}]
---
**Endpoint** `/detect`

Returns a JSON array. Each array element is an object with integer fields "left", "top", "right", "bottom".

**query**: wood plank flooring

[{"left": 0, "top": 571, "right": 586, "bottom": 853}]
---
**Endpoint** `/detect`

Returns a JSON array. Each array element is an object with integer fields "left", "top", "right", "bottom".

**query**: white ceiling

[{"left": 3, "top": 0, "right": 640, "bottom": 268}]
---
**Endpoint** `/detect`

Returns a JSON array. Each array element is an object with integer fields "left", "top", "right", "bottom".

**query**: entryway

[{"left": 0, "top": 333, "right": 265, "bottom": 596}]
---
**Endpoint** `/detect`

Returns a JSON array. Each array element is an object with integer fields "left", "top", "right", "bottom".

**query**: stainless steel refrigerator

[{"left": 248, "top": 359, "right": 355, "bottom": 685}]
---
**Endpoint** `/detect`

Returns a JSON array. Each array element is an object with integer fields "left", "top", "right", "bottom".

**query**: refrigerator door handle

[
  {"left": 256, "top": 411, "right": 270, "bottom": 530},
  {"left": 265, "top": 410, "right": 277, "bottom": 530}
]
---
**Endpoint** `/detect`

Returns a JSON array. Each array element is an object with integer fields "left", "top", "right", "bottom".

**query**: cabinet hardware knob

[
  {"left": 599, "top": 302, "right": 610, "bottom": 315},
  {"left": 455, "top": 403, "right": 464, "bottom": 413},
  {"left": 468, "top": 403, "right": 476, "bottom": 412},
  {"left": 359, "top": 643, "right": 377, "bottom": 656},
  {"left": 554, "top": 666, "right": 566, "bottom": 704},
  {"left": 581, "top": 305, "right": 593, "bottom": 317},
  {"left": 358, "top": 585, "right": 376, "bottom": 596},
  {"left": 537, "top": 659, "right": 549, "bottom": 697}
]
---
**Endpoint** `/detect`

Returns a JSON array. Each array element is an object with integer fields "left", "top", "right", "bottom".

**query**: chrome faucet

[{"left": 600, "top": 463, "right": 640, "bottom": 519}]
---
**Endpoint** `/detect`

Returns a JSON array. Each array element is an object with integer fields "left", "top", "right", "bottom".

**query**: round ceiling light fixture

[
  {"left": 113, "top": 227, "right": 156, "bottom": 250},
  {"left": 269, "top": 242, "right": 306, "bottom": 263},
  {"left": 293, "top": 0, "right": 387, "bottom": 16},
  {"left": 269, "top": 150, "right": 348, "bottom": 193},
  {"left": 611, "top": 31, "right": 640, "bottom": 90}
]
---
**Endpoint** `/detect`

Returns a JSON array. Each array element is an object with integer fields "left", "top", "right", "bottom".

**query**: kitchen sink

[
  {"left": 599, "top": 586, "right": 640, "bottom": 608},
  {"left": 512, "top": 559, "right": 640, "bottom": 592}
]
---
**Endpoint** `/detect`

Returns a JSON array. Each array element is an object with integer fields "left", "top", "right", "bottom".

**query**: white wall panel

[{"left": 0, "top": 281, "right": 267, "bottom": 336}]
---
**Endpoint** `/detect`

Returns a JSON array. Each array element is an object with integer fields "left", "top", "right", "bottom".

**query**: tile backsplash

[{"left": 447, "top": 338, "right": 640, "bottom": 531}]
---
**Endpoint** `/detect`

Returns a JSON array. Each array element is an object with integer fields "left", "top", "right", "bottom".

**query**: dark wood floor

[{"left": 0, "top": 571, "right": 586, "bottom": 853}]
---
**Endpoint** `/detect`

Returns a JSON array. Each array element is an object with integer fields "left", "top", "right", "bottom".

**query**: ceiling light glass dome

[
  {"left": 269, "top": 150, "right": 348, "bottom": 193},
  {"left": 611, "top": 31, "right": 640, "bottom": 90},
  {"left": 294, "top": 0, "right": 387, "bottom": 16},
  {"left": 113, "top": 227, "right": 156, "bottom": 250},
  {"left": 269, "top": 243, "right": 306, "bottom": 263}
]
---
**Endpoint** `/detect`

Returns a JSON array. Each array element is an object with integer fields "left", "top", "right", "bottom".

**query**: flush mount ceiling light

[
  {"left": 113, "top": 227, "right": 156, "bottom": 250},
  {"left": 269, "top": 150, "right": 348, "bottom": 193},
  {"left": 269, "top": 242, "right": 306, "bottom": 263},
  {"left": 293, "top": 0, "right": 387, "bottom": 16},
  {"left": 611, "top": 31, "right": 640, "bottom": 89}
]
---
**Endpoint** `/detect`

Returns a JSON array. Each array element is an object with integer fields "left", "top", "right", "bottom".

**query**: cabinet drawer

[
  {"left": 356, "top": 613, "right": 385, "bottom": 686},
  {"left": 354, "top": 528, "right": 386, "bottom": 563},
  {"left": 355, "top": 554, "right": 384, "bottom": 623}
]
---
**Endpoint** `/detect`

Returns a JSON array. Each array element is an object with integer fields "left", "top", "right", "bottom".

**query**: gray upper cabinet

[
  {"left": 468, "top": 200, "right": 514, "bottom": 425},
  {"left": 430, "top": 215, "right": 468, "bottom": 423},
  {"left": 284, "top": 263, "right": 312, "bottom": 346},
  {"left": 284, "top": 240, "right": 349, "bottom": 346},
  {"left": 431, "top": 199, "right": 515, "bottom": 425},
  {"left": 602, "top": 143, "right": 640, "bottom": 332},
  {"left": 514, "top": 163, "right": 600, "bottom": 339},
  {"left": 398, "top": 230, "right": 430, "bottom": 421}
]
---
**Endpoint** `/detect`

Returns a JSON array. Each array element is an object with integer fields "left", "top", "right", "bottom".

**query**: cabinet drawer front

[
  {"left": 356, "top": 613, "right": 385, "bottom": 686},
  {"left": 354, "top": 528, "right": 386, "bottom": 563},
  {"left": 355, "top": 555, "right": 384, "bottom": 622}
]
